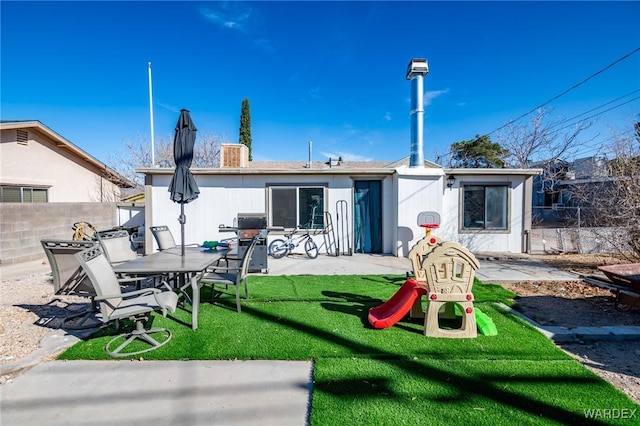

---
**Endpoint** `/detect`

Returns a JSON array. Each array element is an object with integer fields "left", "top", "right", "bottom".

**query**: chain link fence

[{"left": 530, "top": 206, "right": 630, "bottom": 254}]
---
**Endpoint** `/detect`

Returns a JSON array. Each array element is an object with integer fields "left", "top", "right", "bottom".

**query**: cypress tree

[{"left": 239, "top": 98, "right": 252, "bottom": 161}]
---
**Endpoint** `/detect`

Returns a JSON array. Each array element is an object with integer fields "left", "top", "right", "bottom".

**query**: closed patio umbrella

[{"left": 168, "top": 109, "right": 200, "bottom": 257}]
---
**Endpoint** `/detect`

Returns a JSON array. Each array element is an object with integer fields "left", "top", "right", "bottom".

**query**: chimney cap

[{"left": 406, "top": 58, "right": 429, "bottom": 80}]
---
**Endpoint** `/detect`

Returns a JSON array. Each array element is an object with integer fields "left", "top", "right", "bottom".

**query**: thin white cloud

[
  {"left": 423, "top": 88, "right": 450, "bottom": 106},
  {"left": 383, "top": 112, "right": 392, "bottom": 121},
  {"left": 200, "top": 5, "right": 251, "bottom": 32},
  {"left": 156, "top": 102, "right": 180, "bottom": 114},
  {"left": 308, "top": 86, "right": 322, "bottom": 100},
  {"left": 201, "top": 5, "right": 277, "bottom": 54}
]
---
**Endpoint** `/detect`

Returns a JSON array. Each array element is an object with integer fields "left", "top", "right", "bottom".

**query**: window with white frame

[
  {"left": 269, "top": 185, "right": 325, "bottom": 230},
  {"left": 462, "top": 184, "right": 508, "bottom": 230},
  {"left": 0, "top": 186, "right": 49, "bottom": 203}
]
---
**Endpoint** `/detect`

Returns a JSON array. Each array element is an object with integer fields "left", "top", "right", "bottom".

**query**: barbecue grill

[{"left": 235, "top": 213, "right": 268, "bottom": 273}]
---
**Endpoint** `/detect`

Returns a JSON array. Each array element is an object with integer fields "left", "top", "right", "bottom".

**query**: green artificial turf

[
  {"left": 59, "top": 274, "right": 638, "bottom": 424},
  {"left": 311, "top": 358, "right": 634, "bottom": 426}
]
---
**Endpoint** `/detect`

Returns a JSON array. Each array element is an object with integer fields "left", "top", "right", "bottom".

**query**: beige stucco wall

[{"left": 0, "top": 128, "right": 121, "bottom": 202}]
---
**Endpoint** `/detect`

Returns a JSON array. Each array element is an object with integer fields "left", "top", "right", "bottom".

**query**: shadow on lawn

[
  {"left": 360, "top": 275, "right": 407, "bottom": 285},
  {"left": 237, "top": 301, "right": 612, "bottom": 425},
  {"left": 320, "top": 289, "right": 426, "bottom": 333},
  {"left": 320, "top": 290, "right": 381, "bottom": 327}
]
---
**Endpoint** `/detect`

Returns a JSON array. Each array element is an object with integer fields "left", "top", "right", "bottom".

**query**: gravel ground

[
  {"left": 500, "top": 280, "right": 640, "bottom": 405},
  {"left": 0, "top": 263, "right": 89, "bottom": 371}
]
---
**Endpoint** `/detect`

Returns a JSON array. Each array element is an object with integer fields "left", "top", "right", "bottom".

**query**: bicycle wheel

[
  {"left": 269, "top": 239, "right": 289, "bottom": 258},
  {"left": 304, "top": 238, "right": 319, "bottom": 259}
]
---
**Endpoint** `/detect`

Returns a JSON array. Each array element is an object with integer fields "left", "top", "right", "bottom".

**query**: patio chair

[
  {"left": 199, "top": 234, "right": 259, "bottom": 313},
  {"left": 75, "top": 245, "right": 179, "bottom": 357},
  {"left": 41, "top": 239, "right": 103, "bottom": 329},
  {"left": 149, "top": 225, "right": 200, "bottom": 251},
  {"left": 96, "top": 228, "right": 162, "bottom": 289},
  {"left": 96, "top": 229, "right": 139, "bottom": 265},
  {"left": 41, "top": 239, "right": 97, "bottom": 296}
]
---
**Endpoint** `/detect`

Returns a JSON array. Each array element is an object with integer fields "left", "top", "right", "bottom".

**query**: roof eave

[
  {"left": 1, "top": 120, "right": 136, "bottom": 188},
  {"left": 137, "top": 167, "right": 397, "bottom": 176},
  {"left": 443, "top": 168, "right": 543, "bottom": 176}
]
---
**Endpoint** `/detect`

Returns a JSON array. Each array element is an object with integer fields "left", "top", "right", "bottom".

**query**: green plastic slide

[{"left": 475, "top": 308, "right": 498, "bottom": 336}]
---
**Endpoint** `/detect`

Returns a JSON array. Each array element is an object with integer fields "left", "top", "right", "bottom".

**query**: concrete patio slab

[{"left": 1, "top": 360, "right": 312, "bottom": 426}]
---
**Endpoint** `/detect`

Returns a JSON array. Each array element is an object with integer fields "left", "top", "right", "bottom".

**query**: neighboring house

[
  {"left": 0, "top": 120, "right": 135, "bottom": 202},
  {"left": 532, "top": 155, "right": 611, "bottom": 226},
  {"left": 139, "top": 147, "right": 541, "bottom": 256}
]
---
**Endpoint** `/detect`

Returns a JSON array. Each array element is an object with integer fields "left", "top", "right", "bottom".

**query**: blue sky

[{"left": 2, "top": 1, "right": 639, "bottom": 165}]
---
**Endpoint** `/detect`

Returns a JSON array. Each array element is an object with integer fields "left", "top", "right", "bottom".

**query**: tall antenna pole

[{"left": 148, "top": 62, "right": 155, "bottom": 166}]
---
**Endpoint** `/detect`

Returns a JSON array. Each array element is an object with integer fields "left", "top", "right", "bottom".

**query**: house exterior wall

[
  {"left": 144, "top": 172, "right": 397, "bottom": 254},
  {"left": 443, "top": 174, "right": 529, "bottom": 253},
  {"left": 145, "top": 173, "right": 357, "bottom": 252},
  {"left": 0, "top": 127, "right": 121, "bottom": 202},
  {"left": 142, "top": 167, "right": 537, "bottom": 256},
  {"left": 394, "top": 169, "right": 444, "bottom": 256}
]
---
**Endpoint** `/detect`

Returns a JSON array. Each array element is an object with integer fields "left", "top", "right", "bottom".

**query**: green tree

[
  {"left": 450, "top": 134, "right": 507, "bottom": 168},
  {"left": 239, "top": 98, "right": 252, "bottom": 161}
]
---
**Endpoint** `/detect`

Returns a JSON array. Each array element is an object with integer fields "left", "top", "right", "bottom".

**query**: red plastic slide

[{"left": 368, "top": 279, "right": 427, "bottom": 329}]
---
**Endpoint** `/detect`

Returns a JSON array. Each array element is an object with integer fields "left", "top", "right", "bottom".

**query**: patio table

[{"left": 113, "top": 247, "right": 229, "bottom": 329}]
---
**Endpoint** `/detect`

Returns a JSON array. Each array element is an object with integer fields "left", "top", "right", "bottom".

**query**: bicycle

[{"left": 268, "top": 227, "right": 319, "bottom": 259}]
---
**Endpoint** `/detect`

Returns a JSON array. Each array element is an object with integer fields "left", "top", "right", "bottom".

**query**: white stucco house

[
  {"left": 0, "top": 120, "right": 135, "bottom": 202},
  {"left": 139, "top": 154, "right": 541, "bottom": 257},
  {"left": 140, "top": 59, "right": 541, "bottom": 257}
]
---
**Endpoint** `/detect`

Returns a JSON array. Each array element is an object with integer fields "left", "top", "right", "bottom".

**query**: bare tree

[
  {"left": 498, "top": 107, "right": 595, "bottom": 212},
  {"left": 499, "top": 107, "right": 595, "bottom": 168},
  {"left": 571, "top": 123, "right": 640, "bottom": 260},
  {"left": 106, "top": 133, "right": 228, "bottom": 187},
  {"left": 88, "top": 175, "right": 121, "bottom": 202}
]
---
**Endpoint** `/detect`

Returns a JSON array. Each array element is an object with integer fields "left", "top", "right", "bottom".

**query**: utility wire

[
  {"left": 438, "top": 94, "right": 639, "bottom": 164},
  {"left": 552, "top": 96, "right": 640, "bottom": 133},
  {"left": 485, "top": 47, "right": 640, "bottom": 137},
  {"left": 546, "top": 89, "right": 640, "bottom": 131},
  {"left": 578, "top": 128, "right": 636, "bottom": 158},
  {"left": 293, "top": 49, "right": 640, "bottom": 164}
]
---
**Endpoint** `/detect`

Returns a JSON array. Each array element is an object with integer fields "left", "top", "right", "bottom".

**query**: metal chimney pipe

[
  {"left": 308, "top": 140, "right": 312, "bottom": 168},
  {"left": 406, "top": 58, "right": 429, "bottom": 168}
]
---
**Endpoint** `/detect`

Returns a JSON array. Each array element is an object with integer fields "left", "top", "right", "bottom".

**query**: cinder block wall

[{"left": 0, "top": 203, "right": 118, "bottom": 265}]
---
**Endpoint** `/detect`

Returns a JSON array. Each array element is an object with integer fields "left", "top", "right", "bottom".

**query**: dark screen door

[{"left": 354, "top": 180, "right": 382, "bottom": 253}]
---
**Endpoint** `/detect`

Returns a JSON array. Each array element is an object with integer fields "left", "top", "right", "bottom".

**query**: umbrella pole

[{"left": 180, "top": 203, "right": 186, "bottom": 257}]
